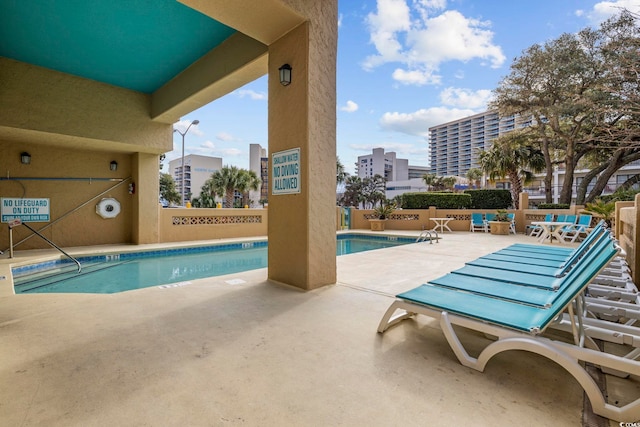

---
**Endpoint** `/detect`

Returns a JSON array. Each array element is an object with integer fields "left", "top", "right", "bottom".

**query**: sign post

[{"left": 271, "top": 148, "right": 301, "bottom": 195}]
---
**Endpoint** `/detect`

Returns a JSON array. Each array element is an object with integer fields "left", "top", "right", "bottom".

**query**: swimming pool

[{"left": 13, "top": 234, "right": 416, "bottom": 294}]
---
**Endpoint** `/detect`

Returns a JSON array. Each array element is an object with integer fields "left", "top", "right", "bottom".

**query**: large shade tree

[
  {"left": 159, "top": 173, "right": 181, "bottom": 206},
  {"left": 491, "top": 11, "right": 640, "bottom": 204}
]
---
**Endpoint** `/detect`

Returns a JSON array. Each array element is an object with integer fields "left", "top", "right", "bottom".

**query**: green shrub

[
  {"left": 464, "top": 189, "right": 512, "bottom": 209},
  {"left": 601, "top": 188, "right": 640, "bottom": 203},
  {"left": 537, "top": 203, "right": 570, "bottom": 209},
  {"left": 401, "top": 192, "right": 471, "bottom": 209}
]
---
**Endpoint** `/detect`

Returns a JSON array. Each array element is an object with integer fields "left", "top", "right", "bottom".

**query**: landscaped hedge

[
  {"left": 463, "top": 189, "right": 512, "bottom": 209},
  {"left": 537, "top": 203, "right": 570, "bottom": 209},
  {"left": 401, "top": 192, "right": 472, "bottom": 209}
]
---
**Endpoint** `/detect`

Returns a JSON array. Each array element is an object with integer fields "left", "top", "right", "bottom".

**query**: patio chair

[
  {"left": 483, "top": 213, "right": 496, "bottom": 231},
  {"left": 560, "top": 214, "right": 593, "bottom": 243},
  {"left": 377, "top": 236, "right": 640, "bottom": 421},
  {"left": 507, "top": 213, "right": 516, "bottom": 234},
  {"left": 527, "top": 213, "right": 554, "bottom": 237},
  {"left": 469, "top": 213, "right": 486, "bottom": 232}
]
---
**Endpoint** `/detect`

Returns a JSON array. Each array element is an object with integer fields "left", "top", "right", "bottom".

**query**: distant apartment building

[
  {"left": 355, "top": 148, "right": 431, "bottom": 199},
  {"left": 169, "top": 154, "right": 222, "bottom": 204},
  {"left": 428, "top": 110, "right": 532, "bottom": 178}
]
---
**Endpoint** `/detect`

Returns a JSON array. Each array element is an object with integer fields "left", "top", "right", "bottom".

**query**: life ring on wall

[{"left": 96, "top": 198, "right": 121, "bottom": 219}]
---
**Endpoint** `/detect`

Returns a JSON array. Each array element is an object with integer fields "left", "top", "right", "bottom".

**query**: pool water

[{"left": 13, "top": 234, "right": 415, "bottom": 294}]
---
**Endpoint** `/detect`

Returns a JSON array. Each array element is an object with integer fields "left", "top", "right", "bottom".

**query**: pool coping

[{"left": 1, "top": 231, "right": 420, "bottom": 296}]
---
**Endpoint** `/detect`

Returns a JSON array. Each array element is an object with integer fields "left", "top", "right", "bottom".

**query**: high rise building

[
  {"left": 169, "top": 154, "right": 222, "bottom": 203},
  {"left": 428, "top": 111, "right": 531, "bottom": 177},
  {"left": 250, "top": 144, "right": 268, "bottom": 206},
  {"left": 356, "top": 148, "right": 409, "bottom": 181},
  {"left": 354, "top": 148, "right": 431, "bottom": 199}
]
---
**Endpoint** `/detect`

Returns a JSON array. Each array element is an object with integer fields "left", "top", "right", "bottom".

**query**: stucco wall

[{"left": 0, "top": 142, "right": 133, "bottom": 250}]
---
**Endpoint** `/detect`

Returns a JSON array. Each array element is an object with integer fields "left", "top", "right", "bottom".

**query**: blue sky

[{"left": 168, "top": 0, "right": 640, "bottom": 175}]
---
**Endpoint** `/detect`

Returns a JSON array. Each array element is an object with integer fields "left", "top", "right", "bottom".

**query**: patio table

[
  {"left": 430, "top": 217, "right": 453, "bottom": 233},
  {"left": 531, "top": 221, "right": 573, "bottom": 244}
]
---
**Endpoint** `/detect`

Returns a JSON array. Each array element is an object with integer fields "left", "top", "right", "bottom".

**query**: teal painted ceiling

[{"left": 0, "top": 0, "right": 236, "bottom": 93}]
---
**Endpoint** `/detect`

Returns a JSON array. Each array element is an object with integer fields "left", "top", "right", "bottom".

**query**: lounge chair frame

[
  {"left": 378, "top": 299, "right": 640, "bottom": 421},
  {"left": 377, "top": 230, "right": 640, "bottom": 421}
]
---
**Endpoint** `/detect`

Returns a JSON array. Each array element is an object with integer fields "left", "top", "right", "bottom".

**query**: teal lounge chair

[{"left": 377, "top": 237, "right": 640, "bottom": 421}]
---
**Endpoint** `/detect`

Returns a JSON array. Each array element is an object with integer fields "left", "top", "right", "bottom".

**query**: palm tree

[
  {"left": 466, "top": 168, "right": 483, "bottom": 189},
  {"left": 339, "top": 175, "right": 363, "bottom": 207},
  {"left": 337, "top": 157, "right": 348, "bottom": 186},
  {"left": 210, "top": 165, "right": 242, "bottom": 208},
  {"left": 237, "top": 169, "right": 261, "bottom": 207},
  {"left": 478, "top": 132, "right": 545, "bottom": 209},
  {"left": 422, "top": 173, "right": 437, "bottom": 191},
  {"left": 583, "top": 199, "right": 616, "bottom": 227},
  {"left": 192, "top": 179, "right": 217, "bottom": 208}
]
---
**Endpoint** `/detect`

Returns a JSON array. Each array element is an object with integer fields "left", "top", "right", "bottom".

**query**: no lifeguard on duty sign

[{"left": 1, "top": 198, "right": 50, "bottom": 222}]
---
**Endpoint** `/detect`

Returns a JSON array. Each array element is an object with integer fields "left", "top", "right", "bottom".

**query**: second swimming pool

[{"left": 13, "top": 234, "right": 416, "bottom": 294}]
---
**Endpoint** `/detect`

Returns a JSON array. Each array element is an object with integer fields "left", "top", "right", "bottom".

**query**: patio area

[{"left": 0, "top": 231, "right": 632, "bottom": 426}]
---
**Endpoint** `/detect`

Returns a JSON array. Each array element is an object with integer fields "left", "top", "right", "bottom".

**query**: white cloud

[
  {"left": 236, "top": 89, "right": 267, "bottom": 100},
  {"left": 216, "top": 132, "right": 240, "bottom": 142},
  {"left": 392, "top": 68, "right": 441, "bottom": 85},
  {"left": 379, "top": 106, "right": 477, "bottom": 136},
  {"left": 340, "top": 100, "right": 359, "bottom": 112},
  {"left": 363, "top": 0, "right": 411, "bottom": 70},
  {"left": 586, "top": 0, "right": 640, "bottom": 22},
  {"left": 363, "top": 1, "right": 505, "bottom": 86},
  {"left": 219, "top": 148, "right": 243, "bottom": 157},
  {"left": 439, "top": 87, "right": 493, "bottom": 109},
  {"left": 200, "top": 141, "right": 215, "bottom": 149}
]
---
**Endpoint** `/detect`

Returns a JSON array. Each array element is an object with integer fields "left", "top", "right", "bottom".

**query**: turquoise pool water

[{"left": 13, "top": 234, "right": 415, "bottom": 294}]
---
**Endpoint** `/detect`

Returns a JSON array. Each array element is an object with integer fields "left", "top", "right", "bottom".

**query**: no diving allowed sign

[{"left": 272, "top": 148, "right": 300, "bottom": 195}]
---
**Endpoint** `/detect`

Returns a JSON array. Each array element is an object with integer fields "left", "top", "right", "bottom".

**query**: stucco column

[
  {"left": 267, "top": 7, "right": 337, "bottom": 290},
  {"left": 132, "top": 152, "right": 160, "bottom": 244}
]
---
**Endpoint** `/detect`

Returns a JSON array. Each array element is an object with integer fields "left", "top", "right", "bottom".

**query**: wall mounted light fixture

[
  {"left": 279, "top": 64, "right": 292, "bottom": 86},
  {"left": 20, "top": 152, "right": 31, "bottom": 164},
  {"left": 110, "top": 160, "right": 118, "bottom": 171}
]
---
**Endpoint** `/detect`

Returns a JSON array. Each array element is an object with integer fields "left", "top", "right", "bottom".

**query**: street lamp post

[{"left": 173, "top": 120, "right": 199, "bottom": 206}]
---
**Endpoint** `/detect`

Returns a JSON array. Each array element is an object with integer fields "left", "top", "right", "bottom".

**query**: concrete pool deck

[{"left": 0, "top": 231, "right": 634, "bottom": 426}]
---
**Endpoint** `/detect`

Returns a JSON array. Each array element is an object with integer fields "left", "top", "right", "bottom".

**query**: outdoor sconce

[
  {"left": 110, "top": 160, "right": 118, "bottom": 171},
  {"left": 20, "top": 152, "right": 31, "bottom": 164},
  {"left": 279, "top": 63, "right": 292, "bottom": 86}
]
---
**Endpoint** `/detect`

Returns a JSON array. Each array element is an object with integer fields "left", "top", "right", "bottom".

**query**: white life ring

[{"left": 96, "top": 198, "right": 121, "bottom": 219}]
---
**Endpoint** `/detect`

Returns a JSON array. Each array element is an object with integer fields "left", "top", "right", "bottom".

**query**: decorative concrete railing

[
  {"left": 159, "top": 207, "right": 268, "bottom": 243},
  {"left": 349, "top": 206, "right": 581, "bottom": 234}
]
